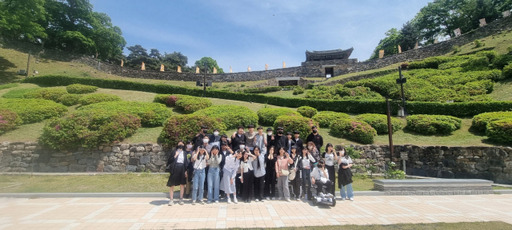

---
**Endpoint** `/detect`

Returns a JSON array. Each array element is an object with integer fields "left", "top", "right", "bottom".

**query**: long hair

[
  {"left": 253, "top": 146, "right": 261, "bottom": 169},
  {"left": 278, "top": 147, "right": 286, "bottom": 158}
]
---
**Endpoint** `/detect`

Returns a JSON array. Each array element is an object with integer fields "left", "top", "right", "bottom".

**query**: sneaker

[
  {"left": 192, "top": 201, "right": 196, "bottom": 205},
  {"left": 168, "top": 200, "right": 174, "bottom": 206},
  {"left": 349, "top": 198, "right": 354, "bottom": 201},
  {"left": 207, "top": 201, "right": 212, "bottom": 204},
  {"left": 341, "top": 198, "right": 346, "bottom": 201},
  {"left": 233, "top": 197, "right": 238, "bottom": 204},
  {"left": 266, "top": 197, "right": 270, "bottom": 201},
  {"left": 296, "top": 198, "right": 300, "bottom": 201},
  {"left": 200, "top": 201, "right": 205, "bottom": 205},
  {"left": 215, "top": 200, "right": 219, "bottom": 204},
  {"left": 227, "top": 199, "right": 232, "bottom": 204},
  {"left": 179, "top": 199, "right": 184, "bottom": 205},
  {"left": 255, "top": 199, "right": 259, "bottom": 202},
  {"left": 285, "top": 199, "right": 291, "bottom": 202}
]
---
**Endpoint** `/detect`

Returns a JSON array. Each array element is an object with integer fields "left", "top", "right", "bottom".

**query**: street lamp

[{"left": 396, "top": 66, "right": 407, "bottom": 117}]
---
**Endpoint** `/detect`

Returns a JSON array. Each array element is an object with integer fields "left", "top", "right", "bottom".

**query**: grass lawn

[
  {"left": 0, "top": 174, "right": 379, "bottom": 193},
  {"left": 279, "top": 222, "right": 512, "bottom": 230}
]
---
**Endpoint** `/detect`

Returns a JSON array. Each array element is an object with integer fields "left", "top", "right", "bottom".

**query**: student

[
  {"left": 191, "top": 146, "right": 209, "bottom": 205},
  {"left": 306, "top": 141, "right": 320, "bottom": 162},
  {"left": 293, "top": 130, "right": 304, "bottom": 153},
  {"left": 245, "top": 124, "right": 257, "bottom": 151},
  {"left": 322, "top": 143, "right": 337, "bottom": 195},
  {"left": 299, "top": 147, "right": 316, "bottom": 200},
  {"left": 209, "top": 129, "right": 221, "bottom": 148},
  {"left": 184, "top": 141, "right": 194, "bottom": 199},
  {"left": 220, "top": 146, "right": 241, "bottom": 204},
  {"left": 311, "top": 159, "right": 333, "bottom": 196},
  {"left": 193, "top": 126, "right": 209, "bottom": 149},
  {"left": 231, "top": 126, "right": 246, "bottom": 151},
  {"left": 285, "top": 132, "right": 295, "bottom": 154},
  {"left": 254, "top": 126, "right": 267, "bottom": 151},
  {"left": 273, "top": 127, "right": 287, "bottom": 150},
  {"left": 337, "top": 148, "right": 354, "bottom": 201},
  {"left": 275, "top": 147, "right": 293, "bottom": 202},
  {"left": 234, "top": 142, "right": 246, "bottom": 197},
  {"left": 240, "top": 148, "right": 255, "bottom": 203},
  {"left": 306, "top": 126, "right": 323, "bottom": 151},
  {"left": 266, "top": 127, "right": 275, "bottom": 150},
  {"left": 167, "top": 141, "right": 188, "bottom": 206},
  {"left": 288, "top": 146, "right": 301, "bottom": 200},
  {"left": 264, "top": 146, "right": 277, "bottom": 200},
  {"left": 252, "top": 146, "right": 266, "bottom": 202},
  {"left": 207, "top": 145, "right": 223, "bottom": 204},
  {"left": 220, "top": 134, "right": 231, "bottom": 147}
]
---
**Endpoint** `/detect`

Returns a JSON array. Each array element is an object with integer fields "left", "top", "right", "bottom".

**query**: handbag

[
  {"left": 278, "top": 158, "right": 290, "bottom": 176},
  {"left": 288, "top": 156, "right": 300, "bottom": 181}
]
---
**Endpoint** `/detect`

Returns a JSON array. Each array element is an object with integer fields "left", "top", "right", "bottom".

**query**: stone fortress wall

[
  {"left": 76, "top": 15, "right": 512, "bottom": 83},
  {"left": 1, "top": 142, "right": 511, "bottom": 184}
]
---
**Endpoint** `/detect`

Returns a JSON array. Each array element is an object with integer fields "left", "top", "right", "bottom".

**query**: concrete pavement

[{"left": 0, "top": 194, "right": 511, "bottom": 229}]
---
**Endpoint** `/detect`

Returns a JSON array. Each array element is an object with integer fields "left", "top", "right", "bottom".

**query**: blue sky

[{"left": 90, "top": 0, "right": 432, "bottom": 72}]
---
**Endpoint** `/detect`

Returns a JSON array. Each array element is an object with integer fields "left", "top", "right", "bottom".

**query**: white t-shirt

[{"left": 324, "top": 152, "right": 335, "bottom": 166}]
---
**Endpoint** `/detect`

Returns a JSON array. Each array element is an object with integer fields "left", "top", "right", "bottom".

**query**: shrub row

[
  {"left": 329, "top": 119, "right": 377, "bottom": 144},
  {"left": 356, "top": 113, "right": 403, "bottom": 134},
  {"left": 273, "top": 115, "right": 317, "bottom": 140},
  {"left": 0, "top": 109, "right": 22, "bottom": 134},
  {"left": 159, "top": 114, "right": 226, "bottom": 147},
  {"left": 486, "top": 118, "right": 512, "bottom": 144},
  {"left": 78, "top": 101, "right": 173, "bottom": 127},
  {"left": 78, "top": 93, "right": 122, "bottom": 105},
  {"left": 23, "top": 75, "right": 512, "bottom": 117},
  {"left": 257, "top": 108, "right": 299, "bottom": 126},
  {"left": 312, "top": 111, "right": 350, "bottom": 128},
  {"left": 194, "top": 105, "right": 258, "bottom": 130},
  {"left": 66, "top": 84, "right": 98, "bottom": 94},
  {"left": 153, "top": 94, "right": 193, "bottom": 107},
  {"left": 406, "top": 115, "right": 462, "bottom": 135},
  {"left": 471, "top": 111, "right": 512, "bottom": 133},
  {"left": 0, "top": 99, "right": 67, "bottom": 124},
  {"left": 243, "top": 86, "right": 282, "bottom": 94},
  {"left": 23, "top": 87, "right": 68, "bottom": 101},
  {"left": 175, "top": 97, "right": 212, "bottom": 113},
  {"left": 297, "top": 106, "right": 317, "bottom": 118},
  {"left": 40, "top": 110, "right": 141, "bottom": 150}
]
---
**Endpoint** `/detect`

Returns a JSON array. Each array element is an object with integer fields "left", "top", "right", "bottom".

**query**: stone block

[
  {"left": 104, "top": 165, "right": 114, "bottom": 172},
  {"left": 140, "top": 156, "right": 151, "bottom": 164},
  {"left": 122, "top": 150, "right": 130, "bottom": 156},
  {"left": 120, "top": 144, "right": 130, "bottom": 151},
  {"left": 102, "top": 146, "right": 112, "bottom": 153},
  {"left": 136, "top": 146, "right": 145, "bottom": 152},
  {"left": 126, "top": 165, "right": 137, "bottom": 172},
  {"left": 129, "top": 158, "right": 140, "bottom": 165},
  {"left": 69, "top": 164, "right": 86, "bottom": 172},
  {"left": 112, "top": 146, "right": 121, "bottom": 153}
]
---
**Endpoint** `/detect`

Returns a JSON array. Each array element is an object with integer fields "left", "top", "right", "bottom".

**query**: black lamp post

[{"left": 396, "top": 66, "right": 407, "bottom": 117}]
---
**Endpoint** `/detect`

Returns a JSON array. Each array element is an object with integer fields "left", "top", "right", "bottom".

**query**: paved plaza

[{"left": 0, "top": 194, "right": 511, "bottom": 229}]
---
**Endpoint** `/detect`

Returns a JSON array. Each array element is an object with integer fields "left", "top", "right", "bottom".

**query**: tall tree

[
  {"left": 125, "top": 44, "right": 150, "bottom": 69},
  {"left": 162, "top": 52, "right": 188, "bottom": 72},
  {"left": 0, "top": 0, "right": 47, "bottom": 42},
  {"left": 370, "top": 28, "right": 401, "bottom": 59},
  {"left": 194, "top": 57, "right": 224, "bottom": 73}
]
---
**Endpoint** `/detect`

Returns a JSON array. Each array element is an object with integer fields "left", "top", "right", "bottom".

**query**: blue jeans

[
  {"left": 192, "top": 168, "right": 206, "bottom": 202},
  {"left": 207, "top": 167, "right": 220, "bottom": 202},
  {"left": 340, "top": 183, "right": 354, "bottom": 199}
]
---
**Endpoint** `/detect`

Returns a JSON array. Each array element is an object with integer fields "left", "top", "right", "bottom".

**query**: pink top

[{"left": 275, "top": 156, "right": 293, "bottom": 175}]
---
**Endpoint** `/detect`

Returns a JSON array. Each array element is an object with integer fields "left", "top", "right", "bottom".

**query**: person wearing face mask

[
  {"left": 306, "top": 126, "right": 323, "bottom": 152},
  {"left": 337, "top": 147, "right": 354, "bottom": 201},
  {"left": 254, "top": 126, "right": 267, "bottom": 152},
  {"left": 209, "top": 129, "right": 221, "bottom": 148},
  {"left": 266, "top": 128, "right": 275, "bottom": 150},
  {"left": 220, "top": 145, "right": 241, "bottom": 204},
  {"left": 273, "top": 127, "right": 287, "bottom": 151},
  {"left": 311, "top": 159, "right": 333, "bottom": 196},
  {"left": 207, "top": 145, "right": 223, "bottom": 204},
  {"left": 184, "top": 141, "right": 195, "bottom": 199},
  {"left": 193, "top": 125, "right": 209, "bottom": 149},
  {"left": 167, "top": 141, "right": 188, "bottom": 206},
  {"left": 322, "top": 143, "right": 337, "bottom": 195},
  {"left": 245, "top": 124, "right": 257, "bottom": 151},
  {"left": 191, "top": 146, "right": 209, "bottom": 205},
  {"left": 231, "top": 126, "right": 246, "bottom": 151},
  {"left": 299, "top": 147, "right": 316, "bottom": 200},
  {"left": 293, "top": 130, "right": 304, "bottom": 153}
]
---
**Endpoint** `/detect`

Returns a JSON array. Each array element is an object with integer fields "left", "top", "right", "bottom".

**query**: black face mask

[
  {"left": 203, "top": 129, "right": 208, "bottom": 134},
  {"left": 277, "top": 130, "right": 283, "bottom": 134},
  {"left": 177, "top": 145, "right": 184, "bottom": 149},
  {"left": 312, "top": 130, "right": 318, "bottom": 134}
]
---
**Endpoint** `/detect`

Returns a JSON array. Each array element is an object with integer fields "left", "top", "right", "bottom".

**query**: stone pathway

[{"left": 0, "top": 194, "right": 511, "bottom": 229}]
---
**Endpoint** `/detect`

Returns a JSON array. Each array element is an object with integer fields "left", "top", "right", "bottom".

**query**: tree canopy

[{"left": 194, "top": 57, "right": 224, "bottom": 74}]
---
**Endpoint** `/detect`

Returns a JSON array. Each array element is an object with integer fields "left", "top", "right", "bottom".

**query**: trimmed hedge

[
  {"left": 257, "top": 108, "right": 300, "bottom": 126},
  {"left": 356, "top": 113, "right": 403, "bottom": 134},
  {"left": 78, "top": 101, "right": 173, "bottom": 127},
  {"left": 153, "top": 94, "right": 192, "bottom": 107},
  {"left": 0, "top": 99, "right": 67, "bottom": 124},
  {"left": 175, "top": 97, "right": 212, "bottom": 113},
  {"left": 66, "top": 84, "right": 98, "bottom": 94},
  {"left": 329, "top": 119, "right": 377, "bottom": 144},
  {"left": 23, "top": 87, "right": 68, "bottom": 101},
  {"left": 57, "top": 94, "right": 82, "bottom": 106},
  {"left": 0, "top": 109, "right": 22, "bottom": 134},
  {"left": 23, "top": 75, "right": 512, "bottom": 117},
  {"left": 243, "top": 86, "right": 282, "bottom": 94},
  {"left": 504, "top": 63, "right": 512, "bottom": 79},
  {"left": 159, "top": 114, "right": 226, "bottom": 147},
  {"left": 193, "top": 105, "right": 258, "bottom": 130},
  {"left": 2, "top": 88, "right": 39, "bottom": 98},
  {"left": 273, "top": 115, "right": 317, "bottom": 140},
  {"left": 297, "top": 106, "right": 317, "bottom": 118},
  {"left": 312, "top": 111, "right": 350, "bottom": 128},
  {"left": 40, "top": 110, "right": 141, "bottom": 150},
  {"left": 486, "top": 118, "right": 512, "bottom": 144},
  {"left": 471, "top": 111, "right": 512, "bottom": 133},
  {"left": 78, "top": 93, "right": 122, "bottom": 105},
  {"left": 406, "top": 115, "right": 462, "bottom": 135}
]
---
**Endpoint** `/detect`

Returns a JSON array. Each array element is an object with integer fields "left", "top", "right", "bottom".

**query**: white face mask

[
  {"left": 267, "top": 132, "right": 272, "bottom": 136},
  {"left": 186, "top": 144, "right": 193, "bottom": 149},
  {"left": 239, "top": 145, "right": 245, "bottom": 150},
  {"left": 203, "top": 139, "right": 209, "bottom": 143},
  {"left": 214, "top": 131, "right": 219, "bottom": 136}
]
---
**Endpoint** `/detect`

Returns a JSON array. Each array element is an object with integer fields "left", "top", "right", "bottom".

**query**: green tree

[
  {"left": 125, "top": 44, "right": 150, "bottom": 69},
  {"left": 194, "top": 57, "right": 224, "bottom": 73},
  {"left": 162, "top": 52, "right": 188, "bottom": 72},
  {"left": 0, "top": 0, "right": 47, "bottom": 42},
  {"left": 370, "top": 28, "right": 401, "bottom": 59}
]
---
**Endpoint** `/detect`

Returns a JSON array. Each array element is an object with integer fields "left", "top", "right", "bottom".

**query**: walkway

[{"left": 0, "top": 194, "right": 511, "bottom": 229}]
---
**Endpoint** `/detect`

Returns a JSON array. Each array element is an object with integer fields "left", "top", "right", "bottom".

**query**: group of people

[{"left": 166, "top": 124, "right": 354, "bottom": 206}]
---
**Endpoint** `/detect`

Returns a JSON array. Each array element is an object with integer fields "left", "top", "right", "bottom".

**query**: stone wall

[
  {"left": 1, "top": 142, "right": 511, "bottom": 184},
  {"left": 74, "top": 15, "right": 512, "bottom": 83}
]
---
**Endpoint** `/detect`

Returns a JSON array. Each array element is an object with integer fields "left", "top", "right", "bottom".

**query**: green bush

[
  {"left": 312, "top": 111, "right": 350, "bottom": 128},
  {"left": 408, "top": 56, "right": 454, "bottom": 69},
  {"left": 193, "top": 105, "right": 258, "bottom": 129},
  {"left": 78, "top": 101, "right": 172, "bottom": 127},
  {"left": 57, "top": 94, "right": 82, "bottom": 106},
  {"left": 0, "top": 109, "right": 22, "bottom": 134},
  {"left": 486, "top": 118, "right": 512, "bottom": 144},
  {"left": 0, "top": 99, "right": 67, "bottom": 124},
  {"left": 2, "top": 88, "right": 39, "bottom": 98},
  {"left": 78, "top": 93, "right": 121, "bottom": 105},
  {"left": 23, "top": 87, "right": 68, "bottom": 101},
  {"left": 292, "top": 86, "right": 305, "bottom": 95},
  {"left": 66, "top": 84, "right": 98, "bottom": 94},
  {"left": 503, "top": 63, "right": 512, "bottom": 79},
  {"left": 243, "top": 86, "right": 282, "bottom": 94},
  {"left": 461, "top": 56, "right": 489, "bottom": 71},
  {"left": 471, "top": 111, "right": 512, "bottom": 133},
  {"left": 273, "top": 115, "right": 317, "bottom": 140},
  {"left": 406, "top": 115, "right": 462, "bottom": 135},
  {"left": 40, "top": 110, "right": 141, "bottom": 150},
  {"left": 492, "top": 54, "right": 512, "bottom": 69},
  {"left": 356, "top": 113, "right": 403, "bottom": 134},
  {"left": 335, "top": 86, "right": 384, "bottom": 100},
  {"left": 153, "top": 94, "right": 192, "bottom": 107},
  {"left": 175, "top": 97, "right": 212, "bottom": 113},
  {"left": 257, "top": 108, "right": 300, "bottom": 126},
  {"left": 297, "top": 106, "right": 317, "bottom": 118},
  {"left": 159, "top": 114, "right": 226, "bottom": 147},
  {"left": 329, "top": 119, "right": 377, "bottom": 144}
]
